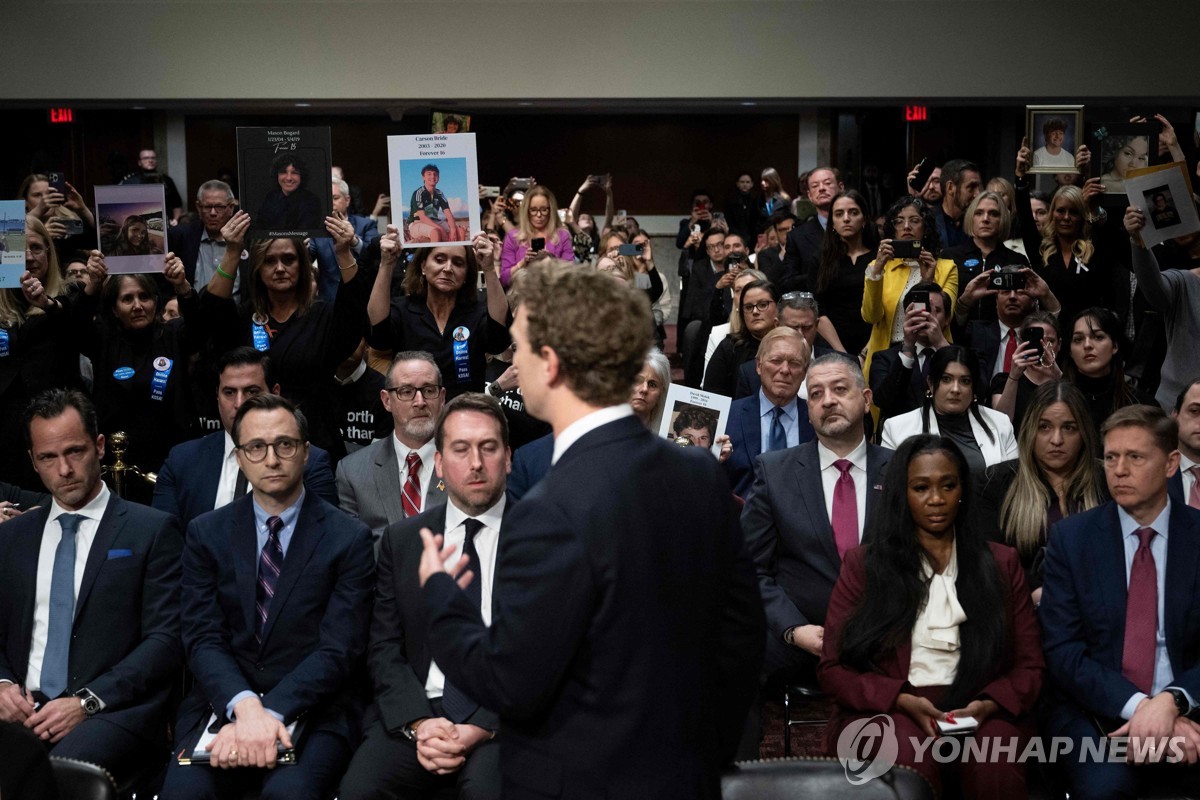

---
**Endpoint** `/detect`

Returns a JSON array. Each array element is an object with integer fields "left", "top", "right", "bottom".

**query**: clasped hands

[{"left": 413, "top": 717, "right": 492, "bottom": 775}]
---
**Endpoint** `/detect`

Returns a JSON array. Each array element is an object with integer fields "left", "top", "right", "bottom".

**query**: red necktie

[
  {"left": 832, "top": 460, "right": 859, "bottom": 559},
  {"left": 401, "top": 451, "right": 422, "bottom": 518},
  {"left": 1121, "top": 527, "right": 1158, "bottom": 694},
  {"left": 1002, "top": 329, "right": 1017, "bottom": 374},
  {"left": 1189, "top": 466, "right": 1200, "bottom": 510}
]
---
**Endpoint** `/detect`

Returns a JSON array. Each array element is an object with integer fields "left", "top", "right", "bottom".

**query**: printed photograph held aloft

[{"left": 237, "top": 127, "right": 333, "bottom": 239}]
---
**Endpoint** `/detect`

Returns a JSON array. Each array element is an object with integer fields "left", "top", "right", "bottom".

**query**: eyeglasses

[
  {"left": 528, "top": 207, "right": 551, "bottom": 216},
  {"left": 743, "top": 300, "right": 776, "bottom": 314},
  {"left": 892, "top": 216, "right": 923, "bottom": 228},
  {"left": 386, "top": 384, "right": 441, "bottom": 402},
  {"left": 26, "top": 244, "right": 47, "bottom": 255},
  {"left": 236, "top": 437, "right": 304, "bottom": 463},
  {"left": 198, "top": 203, "right": 233, "bottom": 213}
]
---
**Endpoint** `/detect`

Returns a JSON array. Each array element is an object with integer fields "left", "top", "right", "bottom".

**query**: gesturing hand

[
  {"left": 222, "top": 211, "right": 251, "bottom": 249},
  {"left": 417, "top": 528, "right": 474, "bottom": 590}
]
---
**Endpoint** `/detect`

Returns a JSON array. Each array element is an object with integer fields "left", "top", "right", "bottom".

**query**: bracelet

[
  {"left": 1007, "top": 374, "right": 1020, "bottom": 383},
  {"left": 339, "top": 260, "right": 358, "bottom": 272},
  {"left": 215, "top": 265, "right": 235, "bottom": 281}
]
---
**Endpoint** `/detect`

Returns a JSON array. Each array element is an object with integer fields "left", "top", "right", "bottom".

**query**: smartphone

[
  {"left": 910, "top": 158, "right": 935, "bottom": 191},
  {"left": 908, "top": 289, "right": 930, "bottom": 313},
  {"left": 47, "top": 171, "right": 68, "bottom": 196},
  {"left": 481, "top": 185, "right": 501, "bottom": 198},
  {"left": 892, "top": 239, "right": 922, "bottom": 259},
  {"left": 936, "top": 715, "right": 979, "bottom": 736},
  {"left": 531, "top": 237, "right": 545, "bottom": 253},
  {"left": 510, "top": 177, "right": 533, "bottom": 191},
  {"left": 691, "top": 224, "right": 701, "bottom": 235},
  {"left": 61, "top": 218, "right": 85, "bottom": 236},
  {"left": 711, "top": 211, "right": 726, "bottom": 222},
  {"left": 1022, "top": 326, "right": 1045, "bottom": 360},
  {"left": 614, "top": 209, "right": 627, "bottom": 224},
  {"left": 989, "top": 269, "right": 1027, "bottom": 291},
  {"left": 618, "top": 243, "right": 642, "bottom": 257}
]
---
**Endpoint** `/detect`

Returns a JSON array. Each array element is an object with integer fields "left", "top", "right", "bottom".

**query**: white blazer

[{"left": 880, "top": 404, "right": 1018, "bottom": 467}]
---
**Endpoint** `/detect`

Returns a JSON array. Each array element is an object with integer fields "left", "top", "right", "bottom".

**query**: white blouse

[{"left": 908, "top": 544, "right": 967, "bottom": 687}]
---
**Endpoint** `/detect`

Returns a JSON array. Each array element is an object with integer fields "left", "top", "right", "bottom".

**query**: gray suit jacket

[
  {"left": 335, "top": 435, "right": 446, "bottom": 547},
  {"left": 741, "top": 439, "right": 892, "bottom": 640}
]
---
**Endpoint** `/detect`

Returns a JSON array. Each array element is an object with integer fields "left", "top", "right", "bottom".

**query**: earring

[{"left": 925, "top": 389, "right": 933, "bottom": 399}]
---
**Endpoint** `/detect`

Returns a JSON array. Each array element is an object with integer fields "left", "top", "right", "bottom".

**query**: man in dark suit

[
  {"left": 679, "top": 228, "right": 732, "bottom": 386},
  {"left": 336, "top": 351, "right": 448, "bottom": 549},
  {"left": 779, "top": 167, "right": 842, "bottom": 290},
  {"left": 311, "top": 177, "right": 379, "bottom": 302},
  {"left": 1170, "top": 379, "right": 1200, "bottom": 508},
  {"left": 869, "top": 282, "right": 950, "bottom": 426},
  {"left": 418, "top": 262, "right": 765, "bottom": 799},
  {"left": 724, "top": 328, "right": 815, "bottom": 498},
  {"left": 161, "top": 393, "right": 374, "bottom": 799},
  {"left": 166, "top": 179, "right": 252, "bottom": 302},
  {"left": 743, "top": 352, "right": 892, "bottom": 681},
  {"left": 0, "top": 389, "right": 182, "bottom": 782},
  {"left": 340, "top": 393, "right": 509, "bottom": 800},
  {"left": 953, "top": 266, "right": 1061, "bottom": 379},
  {"left": 153, "top": 347, "right": 338, "bottom": 528},
  {"left": 1042, "top": 405, "right": 1200, "bottom": 798},
  {"left": 753, "top": 210, "right": 796, "bottom": 288}
]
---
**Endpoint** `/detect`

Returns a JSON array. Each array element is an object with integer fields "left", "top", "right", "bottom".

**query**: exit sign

[
  {"left": 905, "top": 105, "right": 928, "bottom": 122},
  {"left": 49, "top": 108, "right": 74, "bottom": 124}
]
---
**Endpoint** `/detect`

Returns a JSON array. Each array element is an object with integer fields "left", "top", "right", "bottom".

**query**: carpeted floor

[{"left": 758, "top": 694, "right": 833, "bottom": 759}]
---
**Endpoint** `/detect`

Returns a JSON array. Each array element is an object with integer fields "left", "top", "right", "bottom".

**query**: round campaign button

[
  {"left": 452, "top": 326, "right": 470, "bottom": 342},
  {"left": 113, "top": 367, "right": 135, "bottom": 381},
  {"left": 964, "top": 259, "right": 980, "bottom": 268},
  {"left": 153, "top": 356, "right": 173, "bottom": 371}
]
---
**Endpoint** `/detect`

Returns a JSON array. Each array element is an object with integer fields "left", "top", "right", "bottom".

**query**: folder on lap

[{"left": 176, "top": 711, "right": 304, "bottom": 766}]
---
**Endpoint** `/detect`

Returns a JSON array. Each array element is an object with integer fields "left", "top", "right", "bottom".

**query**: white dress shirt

[
  {"left": 909, "top": 544, "right": 966, "bottom": 687},
  {"left": 1181, "top": 453, "right": 1199, "bottom": 504},
  {"left": 396, "top": 437, "right": 437, "bottom": 512},
  {"left": 817, "top": 438, "right": 868, "bottom": 542},
  {"left": 551, "top": 405, "right": 634, "bottom": 465},
  {"left": 26, "top": 483, "right": 112, "bottom": 693},
  {"left": 213, "top": 431, "right": 243, "bottom": 509},
  {"left": 425, "top": 496, "right": 505, "bottom": 699}
]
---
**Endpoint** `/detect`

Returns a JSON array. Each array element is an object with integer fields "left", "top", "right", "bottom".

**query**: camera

[
  {"left": 989, "top": 268, "right": 1027, "bottom": 291},
  {"left": 891, "top": 239, "right": 921, "bottom": 259},
  {"left": 726, "top": 251, "right": 747, "bottom": 267}
]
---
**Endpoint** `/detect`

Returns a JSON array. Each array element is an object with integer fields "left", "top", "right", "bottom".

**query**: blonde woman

[{"left": 500, "top": 185, "right": 574, "bottom": 286}]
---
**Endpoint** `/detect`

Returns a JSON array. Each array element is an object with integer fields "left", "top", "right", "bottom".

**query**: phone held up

[{"left": 892, "top": 239, "right": 922, "bottom": 259}]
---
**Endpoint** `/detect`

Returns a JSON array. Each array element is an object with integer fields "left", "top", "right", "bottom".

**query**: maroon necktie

[
  {"left": 1002, "top": 329, "right": 1017, "bottom": 374},
  {"left": 832, "top": 459, "right": 859, "bottom": 559},
  {"left": 1121, "top": 527, "right": 1158, "bottom": 694},
  {"left": 401, "top": 451, "right": 422, "bottom": 518},
  {"left": 1189, "top": 466, "right": 1200, "bottom": 510},
  {"left": 255, "top": 515, "right": 284, "bottom": 643}
]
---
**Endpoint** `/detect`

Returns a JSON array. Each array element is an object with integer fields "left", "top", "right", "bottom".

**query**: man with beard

[
  {"left": 741, "top": 354, "right": 892, "bottom": 700},
  {"left": 936, "top": 159, "right": 983, "bottom": 250},
  {"left": 337, "top": 351, "right": 447, "bottom": 551}
]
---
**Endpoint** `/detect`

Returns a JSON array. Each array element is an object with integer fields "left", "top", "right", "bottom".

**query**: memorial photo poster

[
  {"left": 431, "top": 110, "right": 471, "bottom": 133},
  {"left": 658, "top": 384, "right": 732, "bottom": 458},
  {"left": 94, "top": 184, "right": 167, "bottom": 274},
  {"left": 0, "top": 200, "right": 26, "bottom": 288},
  {"left": 1125, "top": 161, "right": 1200, "bottom": 248},
  {"left": 388, "top": 133, "right": 480, "bottom": 249},
  {"left": 1090, "top": 121, "right": 1156, "bottom": 196},
  {"left": 237, "top": 126, "right": 333, "bottom": 239},
  {"left": 1025, "top": 105, "right": 1083, "bottom": 174}
]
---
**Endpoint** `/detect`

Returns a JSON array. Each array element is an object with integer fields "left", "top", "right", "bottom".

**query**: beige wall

[{"left": 7, "top": 1, "right": 1195, "bottom": 101}]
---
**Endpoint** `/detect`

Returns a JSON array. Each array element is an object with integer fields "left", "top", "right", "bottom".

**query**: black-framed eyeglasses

[
  {"left": 236, "top": 437, "right": 305, "bottom": 463},
  {"left": 385, "top": 384, "right": 442, "bottom": 402},
  {"left": 742, "top": 300, "right": 776, "bottom": 314}
]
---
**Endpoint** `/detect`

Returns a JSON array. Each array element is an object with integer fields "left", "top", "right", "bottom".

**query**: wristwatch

[
  {"left": 75, "top": 688, "right": 103, "bottom": 716},
  {"left": 486, "top": 381, "right": 504, "bottom": 398},
  {"left": 783, "top": 626, "right": 798, "bottom": 647},
  {"left": 1167, "top": 688, "right": 1191, "bottom": 717},
  {"left": 400, "top": 718, "right": 426, "bottom": 742}
]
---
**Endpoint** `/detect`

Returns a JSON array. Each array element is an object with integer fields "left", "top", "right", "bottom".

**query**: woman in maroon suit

[{"left": 818, "top": 434, "right": 1043, "bottom": 798}]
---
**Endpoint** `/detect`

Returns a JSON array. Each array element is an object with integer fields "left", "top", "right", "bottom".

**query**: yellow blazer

[{"left": 860, "top": 256, "right": 958, "bottom": 402}]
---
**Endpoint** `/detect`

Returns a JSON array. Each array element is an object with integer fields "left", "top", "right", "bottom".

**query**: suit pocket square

[{"left": 106, "top": 549, "right": 134, "bottom": 560}]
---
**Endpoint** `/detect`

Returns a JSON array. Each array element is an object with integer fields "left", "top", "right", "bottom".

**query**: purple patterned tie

[
  {"left": 1121, "top": 527, "right": 1157, "bottom": 694},
  {"left": 255, "top": 515, "right": 285, "bottom": 642},
  {"left": 832, "top": 460, "right": 859, "bottom": 559}
]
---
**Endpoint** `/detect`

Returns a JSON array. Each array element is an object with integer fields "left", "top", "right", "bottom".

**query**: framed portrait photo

[
  {"left": 1125, "top": 161, "right": 1200, "bottom": 248},
  {"left": 1089, "top": 121, "right": 1157, "bottom": 195},
  {"left": 431, "top": 110, "right": 471, "bottom": 134},
  {"left": 1025, "top": 105, "right": 1083, "bottom": 174},
  {"left": 657, "top": 384, "right": 732, "bottom": 458}
]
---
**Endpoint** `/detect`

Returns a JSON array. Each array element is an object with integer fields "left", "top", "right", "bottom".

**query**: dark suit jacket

[
  {"left": 958, "top": 319, "right": 1004, "bottom": 379},
  {"left": 506, "top": 433, "right": 553, "bottom": 503},
  {"left": 742, "top": 440, "right": 891, "bottom": 639},
  {"left": 0, "top": 495, "right": 182, "bottom": 742},
  {"left": 723, "top": 395, "right": 815, "bottom": 499},
  {"left": 176, "top": 492, "right": 374, "bottom": 744},
  {"left": 423, "top": 415, "right": 765, "bottom": 799},
  {"left": 819, "top": 542, "right": 1043, "bottom": 719},
  {"left": 151, "top": 430, "right": 339, "bottom": 527},
  {"left": 370, "top": 503, "right": 498, "bottom": 734},
  {"left": 780, "top": 216, "right": 824, "bottom": 291},
  {"left": 334, "top": 434, "right": 446, "bottom": 548},
  {"left": 868, "top": 344, "right": 933, "bottom": 426},
  {"left": 1168, "top": 471, "right": 1185, "bottom": 506},
  {"left": 1041, "top": 500, "right": 1200, "bottom": 720},
  {"left": 310, "top": 214, "right": 380, "bottom": 302},
  {"left": 166, "top": 221, "right": 252, "bottom": 293},
  {"left": 732, "top": 343, "right": 837, "bottom": 401}
]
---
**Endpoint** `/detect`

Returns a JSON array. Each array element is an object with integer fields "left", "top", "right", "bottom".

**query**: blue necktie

[
  {"left": 256, "top": 516, "right": 284, "bottom": 643},
  {"left": 41, "top": 514, "right": 83, "bottom": 698},
  {"left": 768, "top": 406, "right": 788, "bottom": 452},
  {"left": 441, "top": 518, "right": 483, "bottom": 723}
]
